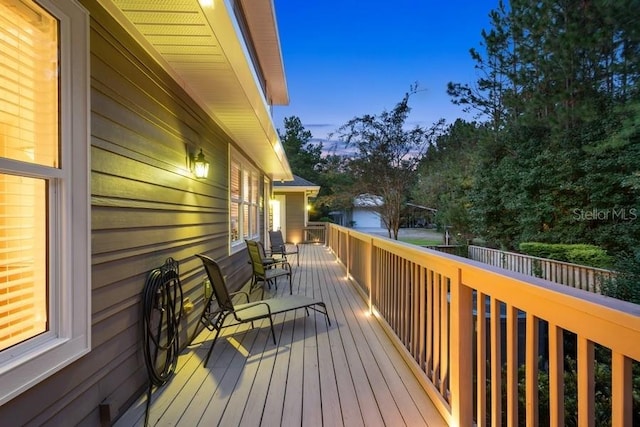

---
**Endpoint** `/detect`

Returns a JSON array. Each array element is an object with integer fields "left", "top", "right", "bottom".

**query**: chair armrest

[
  {"left": 265, "top": 257, "right": 290, "bottom": 268},
  {"left": 229, "top": 290, "right": 251, "bottom": 303}
]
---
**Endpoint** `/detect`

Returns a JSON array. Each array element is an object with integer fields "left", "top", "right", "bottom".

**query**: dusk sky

[{"left": 272, "top": 1, "right": 500, "bottom": 151}]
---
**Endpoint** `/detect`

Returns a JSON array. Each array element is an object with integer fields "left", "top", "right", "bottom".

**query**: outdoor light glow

[
  {"left": 226, "top": 337, "right": 249, "bottom": 357},
  {"left": 199, "top": 0, "right": 214, "bottom": 8},
  {"left": 193, "top": 149, "right": 209, "bottom": 179},
  {"left": 194, "top": 161, "right": 209, "bottom": 179}
]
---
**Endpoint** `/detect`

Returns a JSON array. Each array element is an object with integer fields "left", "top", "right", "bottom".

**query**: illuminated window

[
  {"left": 230, "top": 152, "right": 260, "bottom": 252},
  {"left": 250, "top": 173, "right": 259, "bottom": 236},
  {"left": 230, "top": 161, "right": 240, "bottom": 243},
  {"left": 0, "top": 0, "right": 90, "bottom": 405}
]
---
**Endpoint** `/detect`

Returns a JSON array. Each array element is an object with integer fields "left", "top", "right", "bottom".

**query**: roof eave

[{"left": 100, "top": 0, "right": 292, "bottom": 181}]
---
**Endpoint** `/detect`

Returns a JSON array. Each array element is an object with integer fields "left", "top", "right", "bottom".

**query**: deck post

[
  {"left": 346, "top": 229, "right": 351, "bottom": 280},
  {"left": 450, "top": 268, "right": 473, "bottom": 426},
  {"left": 368, "top": 237, "right": 374, "bottom": 313}
]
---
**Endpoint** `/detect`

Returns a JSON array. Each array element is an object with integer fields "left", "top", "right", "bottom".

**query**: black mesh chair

[
  {"left": 195, "top": 254, "right": 330, "bottom": 366},
  {"left": 246, "top": 239, "right": 292, "bottom": 295},
  {"left": 269, "top": 230, "right": 300, "bottom": 266}
]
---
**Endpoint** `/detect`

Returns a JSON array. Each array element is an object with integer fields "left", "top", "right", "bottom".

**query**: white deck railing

[
  {"left": 328, "top": 224, "right": 640, "bottom": 426},
  {"left": 466, "top": 245, "right": 616, "bottom": 293},
  {"left": 303, "top": 221, "right": 327, "bottom": 244}
]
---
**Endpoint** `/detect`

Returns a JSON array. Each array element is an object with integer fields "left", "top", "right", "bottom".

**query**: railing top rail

[{"left": 468, "top": 244, "right": 615, "bottom": 274}]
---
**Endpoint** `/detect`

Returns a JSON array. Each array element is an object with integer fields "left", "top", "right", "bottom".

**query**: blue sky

[{"left": 272, "top": 1, "right": 499, "bottom": 150}]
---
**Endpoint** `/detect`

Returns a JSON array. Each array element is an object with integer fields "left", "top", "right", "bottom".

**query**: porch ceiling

[{"left": 100, "top": 0, "right": 292, "bottom": 181}]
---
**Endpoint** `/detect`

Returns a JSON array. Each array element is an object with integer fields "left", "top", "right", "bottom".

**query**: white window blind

[
  {"left": 250, "top": 173, "right": 259, "bottom": 236},
  {"left": 230, "top": 161, "right": 240, "bottom": 200},
  {"left": 229, "top": 153, "right": 260, "bottom": 251},
  {"left": 242, "top": 170, "right": 249, "bottom": 238},
  {"left": 0, "top": 0, "right": 57, "bottom": 352},
  {"left": 230, "top": 161, "right": 240, "bottom": 242}
]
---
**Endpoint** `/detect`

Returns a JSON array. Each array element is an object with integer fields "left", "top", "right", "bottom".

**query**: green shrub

[
  {"left": 518, "top": 242, "right": 613, "bottom": 268},
  {"left": 494, "top": 355, "right": 640, "bottom": 426},
  {"left": 317, "top": 217, "right": 334, "bottom": 223},
  {"left": 565, "top": 247, "right": 613, "bottom": 268},
  {"left": 601, "top": 250, "right": 640, "bottom": 304}
]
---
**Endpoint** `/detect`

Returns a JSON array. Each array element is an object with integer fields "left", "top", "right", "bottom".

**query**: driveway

[{"left": 355, "top": 227, "right": 444, "bottom": 241}]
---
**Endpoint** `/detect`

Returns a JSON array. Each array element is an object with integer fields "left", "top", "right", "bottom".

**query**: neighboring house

[
  {"left": 0, "top": 0, "right": 291, "bottom": 424},
  {"left": 351, "top": 193, "right": 384, "bottom": 228},
  {"left": 272, "top": 175, "right": 320, "bottom": 244}
]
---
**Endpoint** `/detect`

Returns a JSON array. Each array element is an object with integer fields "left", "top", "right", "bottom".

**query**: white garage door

[{"left": 352, "top": 209, "right": 382, "bottom": 228}]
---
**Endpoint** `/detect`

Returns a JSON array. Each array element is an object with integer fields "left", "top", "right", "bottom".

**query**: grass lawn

[{"left": 399, "top": 238, "right": 443, "bottom": 246}]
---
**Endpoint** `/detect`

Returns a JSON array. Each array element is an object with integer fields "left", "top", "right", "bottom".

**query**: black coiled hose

[{"left": 142, "top": 257, "right": 183, "bottom": 425}]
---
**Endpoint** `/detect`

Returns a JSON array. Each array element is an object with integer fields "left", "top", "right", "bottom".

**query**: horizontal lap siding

[
  {"left": 285, "top": 192, "right": 305, "bottom": 243},
  {"left": 0, "top": 1, "right": 254, "bottom": 425}
]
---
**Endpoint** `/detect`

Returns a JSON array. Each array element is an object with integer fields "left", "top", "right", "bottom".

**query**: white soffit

[
  {"left": 237, "top": 0, "right": 288, "bottom": 105},
  {"left": 100, "top": 0, "right": 292, "bottom": 180}
]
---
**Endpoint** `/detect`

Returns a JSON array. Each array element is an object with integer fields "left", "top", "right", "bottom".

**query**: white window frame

[
  {"left": 263, "top": 177, "right": 271, "bottom": 241},
  {"left": 230, "top": 150, "right": 260, "bottom": 253},
  {"left": 0, "top": 0, "right": 90, "bottom": 405}
]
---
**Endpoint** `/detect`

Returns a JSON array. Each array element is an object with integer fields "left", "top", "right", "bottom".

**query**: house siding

[
  {"left": 0, "top": 1, "right": 259, "bottom": 424},
  {"left": 284, "top": 192, "right": 305, "bottom": 244}
]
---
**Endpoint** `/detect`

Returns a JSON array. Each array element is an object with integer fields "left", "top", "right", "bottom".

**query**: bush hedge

[
  {"left": 518, "top": 242, "right": 613, "bottom": 269},
  {"left": 601, "top": 250, "right": 640, "bottom": 304}
]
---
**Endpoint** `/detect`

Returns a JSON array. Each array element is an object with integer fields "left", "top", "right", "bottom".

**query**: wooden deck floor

[{"left": 115, "top": 244, "right": 447, "bottom": 427}]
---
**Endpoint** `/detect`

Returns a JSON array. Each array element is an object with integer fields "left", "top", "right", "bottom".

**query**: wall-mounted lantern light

[{"left": 190, "top": 149, "right": 210, "bottom": 179}]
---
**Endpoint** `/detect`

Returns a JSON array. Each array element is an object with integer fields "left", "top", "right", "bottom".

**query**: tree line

[{"left": 278, "top": 0, "right": 640, "bottom": 301}]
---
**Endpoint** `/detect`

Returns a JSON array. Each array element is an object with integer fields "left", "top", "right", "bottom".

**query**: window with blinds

[
  {"left": 229, "top": 153, "right": 260, "bottom": 251},
  {"left": 0, "top": 0, "right": 89, "bottom": 406},
  {"left": 230, "top": 161, "right": 240, "bottom": 243},
  {"left": 250, "top": 173, "right": 259, "bottom": 236},
  {"left": 0, "top": 0, "right": 57, "bottom": 352}
]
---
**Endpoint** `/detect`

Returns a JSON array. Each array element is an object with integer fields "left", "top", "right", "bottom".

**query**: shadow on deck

[{"left": 116, "top": 244, "right": 446, "bottom": 427}]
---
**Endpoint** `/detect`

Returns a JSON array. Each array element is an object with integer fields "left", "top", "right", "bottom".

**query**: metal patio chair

[
  {"left": 269, "top": 229, "right": 300, "bottom": 266},
  {"left": 245, "top": 239, "right": 293, "bottom": 296},
  {"left": 195, "top": 254, "right": 330, "bottom": 366}
]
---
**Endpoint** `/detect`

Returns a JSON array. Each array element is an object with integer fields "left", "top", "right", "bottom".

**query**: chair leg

[
  {"left": 204, "top": 313, "right": 228, "bottom": 367},
  {"left": 303, "top": 304, "right": 331, "bottom": 328},
  {"left": 320, "top": 303, "right": 331, "bottom": 327},
  {"left": 267, "top": 316, "right": 276, "bottom": 345},
  {"left": 204, "top": 329, "right": 221, "bottom": 367}
]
